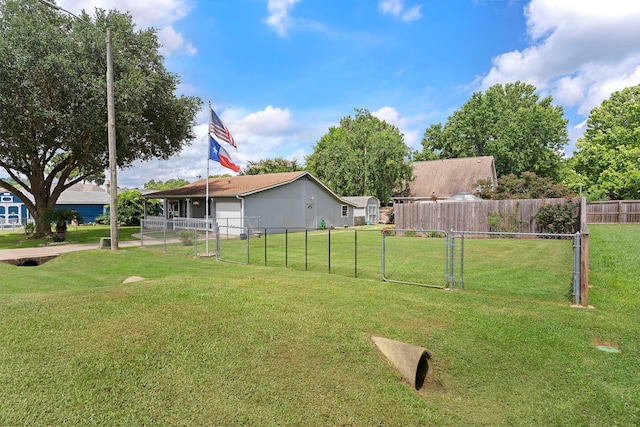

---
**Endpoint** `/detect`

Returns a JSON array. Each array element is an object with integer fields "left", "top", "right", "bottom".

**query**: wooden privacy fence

[
  {"left": 395, "top": 198, "right": 580, "bottom": 233},
  {"left": 586, "top": 200, "right": 640, "bottom": 224}
]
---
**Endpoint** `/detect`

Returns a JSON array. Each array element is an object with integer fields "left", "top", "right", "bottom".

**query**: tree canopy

[
  {"left": 144, "top": 178, "right": 191, "bottom": 190},
  {"left": 417, "top": 81, "right": 569, "bottom": 179},
  {"left": 305, "top": 109, "right": 413, "bottom": 204},
  {"left": 241, "top": 157, "right": 303, "bottom": 175},
  {"left": 568, "top": 84, "right": 640, "bottom": 200},
  {"left": 0, "top": 0, "right": 201, "bottom": 235}
]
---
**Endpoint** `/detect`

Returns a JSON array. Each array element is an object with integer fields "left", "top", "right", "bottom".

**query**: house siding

[
  {"left": 56, "top": 204, "right": 105, "bottom": 224},
  {"left": 243, "top": 176, "right": 353, "bottom": 230}
]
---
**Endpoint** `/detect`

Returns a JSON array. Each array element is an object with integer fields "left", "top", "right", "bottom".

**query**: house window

[{"left": 341, "top": 205, "right": 348, "bottom": 218}]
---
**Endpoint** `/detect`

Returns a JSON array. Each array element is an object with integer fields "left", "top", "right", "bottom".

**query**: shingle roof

[
  {"left": 55, "top": 183, "right": 109, "bottom": 204},
  {"left": 406, "top": 156, "right": 497, "bottom": 199},
  {"left": 342, "top": 196, "right": 378, "bottom": 208},
  {"left": 144, "top": 172, "right": 355, "bottom": 205},
  {"left": 2, "top": 183, "right": 109, "bottom": 204}
]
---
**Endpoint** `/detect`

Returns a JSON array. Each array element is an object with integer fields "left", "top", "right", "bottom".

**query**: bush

[
  {"left": 24, "top": 222, "right": 35, "bottom": 235},
  {"left": 535, "top": 201, "right": 578, "bottom": 234},
  {"left": 179, "top": 230, "right": 193, "bottom": 246},
  {"left": 488, "top": 203, "right": 522, "bottom": 233}
]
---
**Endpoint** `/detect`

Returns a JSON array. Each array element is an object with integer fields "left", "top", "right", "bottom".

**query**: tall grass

[{"left": 0, "top": 225, "right": 637, "bottom": 425}]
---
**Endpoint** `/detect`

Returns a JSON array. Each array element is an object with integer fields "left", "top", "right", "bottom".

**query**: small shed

[
  {"left": 143, "top": 171, "right": 357, "bottom": 234},
  {"left": 342, "top": 196, "right": 379, "bottom": 225}
]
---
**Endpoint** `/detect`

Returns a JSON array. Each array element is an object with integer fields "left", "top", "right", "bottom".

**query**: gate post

[
  {"left": 580, "top": 231, "right": 589, "bottom": 306},
  {"left": 572, "top": 232, "right": 581, "bottom": 305},
  {"left": 448, "top": 230, "right": 455, "bottom": 289}
]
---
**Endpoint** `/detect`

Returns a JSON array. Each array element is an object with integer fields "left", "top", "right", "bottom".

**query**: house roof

[
  {"left": 1, "top": 182, "right": 109, "bottom": 205},
  {"left": 342, "top": 196, "right": 379, "bottom": 208},
  {"left": 144, "top": 171, "right": 356, "bottom": 205},
  {"left": 404, "top": 156, "right": 496, "bottom": 199},
  {"left": 56, "top": 183, "right": 109, "bottom": 204}
]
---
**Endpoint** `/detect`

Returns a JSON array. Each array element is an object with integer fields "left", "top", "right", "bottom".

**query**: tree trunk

[{"left": 35, "top": 220, "right": 52, "bottom": 238}]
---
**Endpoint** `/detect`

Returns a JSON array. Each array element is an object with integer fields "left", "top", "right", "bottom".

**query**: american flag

[{"left": 209, "top": 108, "right": 236, "bottom": 149}]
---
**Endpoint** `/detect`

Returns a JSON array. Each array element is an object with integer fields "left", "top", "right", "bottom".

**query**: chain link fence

[
  {"left": 453, "top": 231, "right": 579, "bottom": 303},
  {"left": 139, "top": 219, "right": 584, "bottom": 304}
]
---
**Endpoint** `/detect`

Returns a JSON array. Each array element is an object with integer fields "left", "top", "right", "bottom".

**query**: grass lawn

[
  {"left": 0, "top": 225, "right": 638, "bottom": 425},
  {"left": 0, "top": 225, "right": 140, "bottom": 248}
]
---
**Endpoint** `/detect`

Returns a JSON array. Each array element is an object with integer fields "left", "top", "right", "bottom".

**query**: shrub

[
  {"left": 179, "top": 230, "right": 193, "bottom": 246},
  {"left": 24, "top": 222, "right": 35, "bottom": 235},
  {"left": 488, "top": 203, "right": 522, "bottom": 233},
  {"left": 535, "top": 201, "right": 578, "bottom": 234}
]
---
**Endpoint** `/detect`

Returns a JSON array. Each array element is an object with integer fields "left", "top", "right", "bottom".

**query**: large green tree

[
  {"left": 241, "top": 157, "right": 303, "bottom": 175},
  {"left": 417, "top": 81, "right": 569, "bottom": 179},
  {"left": 0, "top": 0, "right": 201, "bottom": 236},
  {"left": 305, "top": 109, "right": 413, "bottom": 204},
  {"left": 569, "top": 84, "right": 640, "bottom": 200}
]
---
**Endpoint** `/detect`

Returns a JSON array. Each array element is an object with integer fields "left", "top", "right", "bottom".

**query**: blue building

[
  {"left": 0, "top": 189, "right": 29, "bottom": 228},
  {"left": 0, "top": 183, "right": 109, "bottom": 227},
  {"left": 55, "top": 183, "right": 109, "bottom": 223}
]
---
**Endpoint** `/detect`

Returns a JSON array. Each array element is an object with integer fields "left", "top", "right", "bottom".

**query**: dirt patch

[{"left": 593, "top": 339, "right": 621, "bottom": 353}]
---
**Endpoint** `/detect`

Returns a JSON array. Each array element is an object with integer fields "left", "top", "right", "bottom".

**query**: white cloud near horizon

[
  {"left": 378, "top": 0, "right": 422, "bottom": 22},
  {"left": 481, "top": 0, "right": 640, "bottom": 117}
]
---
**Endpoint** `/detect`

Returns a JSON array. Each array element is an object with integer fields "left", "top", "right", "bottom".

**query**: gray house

[
  {"left": 342, "top": 196, "right": 379, "bottom": 225},
  {"left": 143, "top": 171, "right": 357, "bottom": 233}
]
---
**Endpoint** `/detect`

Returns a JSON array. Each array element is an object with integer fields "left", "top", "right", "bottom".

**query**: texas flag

[{"left": 209, "top": 135, "right": 240, "bottom": 172}]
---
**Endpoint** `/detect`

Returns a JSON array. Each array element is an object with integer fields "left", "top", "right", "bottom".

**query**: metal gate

[{"left": 381, "top": 229, "right": 454, "bottom": 289}]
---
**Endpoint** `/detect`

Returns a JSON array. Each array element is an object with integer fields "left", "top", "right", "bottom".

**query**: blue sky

[{"left": 56, "top": 0, "right": 640, "bottom": 188}]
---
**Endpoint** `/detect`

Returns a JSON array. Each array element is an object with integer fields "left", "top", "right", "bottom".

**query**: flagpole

[{"left": 205, "top": 102, "right": 211, "bottom": 254}]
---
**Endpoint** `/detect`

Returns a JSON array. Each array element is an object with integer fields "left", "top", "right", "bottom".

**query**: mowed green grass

[
  {"left": 0, "top": 225, "right": 140, "bottom": 248},
  {"left": 0, "top": 225, "right": 638, "bottom": 425}
]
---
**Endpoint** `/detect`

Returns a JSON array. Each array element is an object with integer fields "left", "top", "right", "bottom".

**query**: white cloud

[
  {"left": 371, "top": 106, "right": 423, "bottom": 148},
  {"left": 481, "top": 0, "right": 640, "bottom": 117},
  {"left": 118, "top": 105, "right": 302, "bottom": 185},
  {"left": 158, "top": 26, "right": 197, "bottom": 56},
  {"left": 264, "top": 0, "right": 301, "bottom": 37},
  {"left": 234, "top": 106, "right": 294, "bottom": 137},
  {"left": 56, "top": 0, "right": 195, "bottom": 56},
  {"left": 378, "top": 0, "right": 422, "bottom": 22}
]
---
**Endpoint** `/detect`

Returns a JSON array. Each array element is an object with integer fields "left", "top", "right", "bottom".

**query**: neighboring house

[
  {"left": 0, "top": 182, "right": 109, "bottom": 226},
  {"left": 395, "top": 156, "right": 498, "bottom": 203},
  {"left": 55, "top": 183, "right": 110, "bottom": 223},
  {"left": 342, "top": 196, "right": 379, "bottom": 225},
  {"left": 143, "top": 171, "right": 357, "bottom": 234},
  {"left": 0, "top": 187, "right": 30, "bottom": 227}
]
